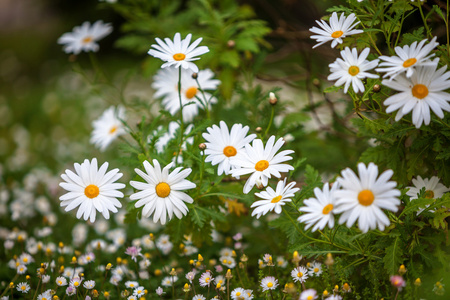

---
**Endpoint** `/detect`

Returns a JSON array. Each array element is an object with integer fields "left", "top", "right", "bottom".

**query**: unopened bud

[
  {"left": 149, "top": 233, "right": 154, "bottom": 240},
  {"left": 183, "top": 283, "right": 190, "bottom": 292},
  {"left": 198, "top": 254, "right": 204, "bottom": 262},
  {"left": 170, "top": 268, "right": 177, "bottom": 276},
  {"left": 398, "top": 264, "right": 406, "bottom": 275},
  {"left": 198, "top": 143, "right": 206, "bottom": 151},
  {"left": 269, "top": 92, "right": 277, "bottom": 105},
  {"left": 59, "top": 242, "right": 64, "bottom": 248},
  {"left": 240, "top": 254, "right": 248, "bottom": 262},
  {"left": 255, "top": 127, "right": 262, "bottom": 133},
  {"left": 414, "top": 278, "right": 421, "bottom": 286},
  {"left": 116, "top": 257, "right": 122, "bottom": 264},
  {"left": 225, "top": 269, "right": 233, "bottom": 279},
  {"left": 106, "top": 263, "right": 112, "bottom": 270},
  {"left": 373, "top": 84, "right": 381, "bottom": 93},
  {"left": 191, "top": 73, "right": 198, "bottom": 79},
  {"left": 325, "top": 253, "right": 334, "bottom": 266},
  {"left": 312, "top": 78, "right": 320, "bottom": 87},
  {"left": 227, "top": 40, "right": 235, "bottom": 48}
]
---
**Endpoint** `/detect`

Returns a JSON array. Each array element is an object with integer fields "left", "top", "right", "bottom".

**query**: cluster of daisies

[{"left": 311, "top": 12, "right": 450, "bottom": 128}]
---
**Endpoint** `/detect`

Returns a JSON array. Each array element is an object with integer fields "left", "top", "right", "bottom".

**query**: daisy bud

[
  {"left": 255, "top": 127, "right": 262, "bottom": 133},
  {"left": 92, "top": 290, "right": 99, "bottom": 297},
  {"left": 106, "top": 263, "right": 112, "bottom": 270},
  {"left": 189, "top": 259, "right": 195, "bottom": 265},
  {"left": 216, "top": 283, "right": 221, "bottom": 289},
  {"left": 183, "top": 283, "right": 190, "bottom": 292},
  {"left": 71, "top": 256, "right": 77, "bottom": 264},
  {"left": 121, "top": 290, "right": 130, "bottom": 297},
  {"left": 116, "top": 257, "right": 122, "bottom": 264},
  {"left": 239, "top": 262, "right": 245, "bottom": 269},
  {"left": 198, "top": 143, "right": 206, "bottom": 151},
  {"left": 26, "top": 275, "right": 30, "bottom": 280},
  {"left": 373, "top": 84, "right": 381, "bottom": 92},
  {"left": 225, "top": 269, "right": 233, "bottom": 279},
  {"left": 414, "top": 278, "right": 421, "bottom": 286},
  {"left": 227, "top": 40, "right": 235, "bottom": 48},
  {"left": 209, "top": 259, "right": 217, "bottom": 266},
  {"left": 256, "top": 179, "right": 264, "bottom": 190},
  {"left": 170, "top": 268, "right": 177, "bottom": 276},
  {"left": 269, "top": 92, "right": 278, "bottom": 105},
  {"left": 333, "top": 285, "right": 339, "bottom": 292},
  {"left": 323, "top": 290, "right": 329, "bottom": 296},
  {"left": 191, "top": 72, "right": 198, "bottom": 79},
  {"left": 240, "top": 254, "right": 248, "bottom": 262},
  {"left": 59, "top": 266, "right": 64, "bottom": 273},
  {"left": 9, "top": 282, "right": 14, "bottom": 288},
  {"left": 325, "top": 253, "right": 334, "bottom": 266},
  {"left": 342, "top": 283, "right": 351, "bottom": 293},
  {"left": 17, "top": 235, "right": 24, "bottom": 242},
  {"left": 149, "top": 233, "right": 155, "bottom": 240},
  {"left": 312, "top": 78, "right": 320, "bottom": 87},
  {"left": 398, "top": 264, "right": 406, "bottom": 275},
  {"left": 198, "top": 254, "right": 204, "bottom": 262},
  {"left": 155, "top": 269, "right": 162, "bottom": 276},
  {"left": 53, "top": 296, "right": 60, "bottom": 300},
  {"left": 179, "top": 243, "right": 185, "bottom": 250},
  {"left": 59, "top": 242, "right": 64, "bottom": 248}
]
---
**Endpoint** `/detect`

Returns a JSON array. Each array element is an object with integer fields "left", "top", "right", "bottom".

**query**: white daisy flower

[
  {"left": 251, "top": 178, "right": 299, "bottom": 218},
  {"left": 155, "top": 286, "right": 165, "bottom": 296},
  {"left": 17, "top": 264, "right": 27, "bottom": 274},
  {"left": 328, "top": 47, "right": 379, "bottom": 93},
  {"left": 406, "top": 176, "right": 449, "bottom": 200},
  {"left": 202, "top": 121, "right": 256, "bottom": 176},
  {"left": 199, "top": 271, "right": 214, "bottom": 287},
  {"left": 57, "top": 20, "right": 112, "bottom": 55},
  {"left": 83, "top": 280, "right": 95, "bottom": 289},
  {"left": 37, "top": 290, "right": 52, "bottom": 300},
  {"left": 382, "top": 62, "right": 450, "bottom": 128},
  {"left": 156, "top": 234, "right": 173, "bottom": 255},
  {"left": 59, "top": 158, "right": 125, "bottom": 223},
  {"left": 327, "top": 295, "right": 343, "bottom": 300},
  {"left": 334, "top": 162, "right": 401, "bottom": 233},
  {"left": 125, "top": 281, "right": 140, "bottom": 289},
  {"left": 148, "top": 32, "right": 209, "bottom": 73},
  {"left": 230, "top": 136, "right": 294, "bottom": 194},
  {"left": 16, "top": 282, "right": 30, "bottom": 293},
  {"left": 161, "top": 276, "right": 178, "bottom": 287},
  {"left": 133, "top": 286, "right": 146, "bottom": 297},
  {"left": 130, "top": 159, "right": 196, "bottom": 225},
  {"left": 310, "top": 12, "right": 363, "bottom": 49},
  {"left": 192, "top": 295, "right": 206, "bottom": 300},
  {"left": 308, "top": 261, "right": 323, "bottom": 277},
  {"left": 291, "top": 266, "right": 309, "bottom": 283},
  {"left": 231, "top": 287, "right": 246, "bottom": 300},
  {"left": 406, "top": 176, "right": 449, "bottom": 214},
  {"left": 245, "top": 289, "right": 254, "bottom": 300},
  {"left": 260, "top": 276, "right": 278, "bottom": 292},
  {"left": 152, "top": 122, "right": 194, "bottom": 164},
  {"left": 152, "top": 67, "right": 220, "bottom": 122},
  {"left": 376, "top": 37, "right": 438, "bottom": 79},
  {"left": 297, "top": 182, "right": 339, "bottom": 232},
  {"left": 90, "top": 106, "right": 126, "bottom": 151},
  {"left": 56, "top": 276, "right": 68, "bottom": 286},
  {"left": 299, "top": 289, "right": 318, "bottom": 300}
]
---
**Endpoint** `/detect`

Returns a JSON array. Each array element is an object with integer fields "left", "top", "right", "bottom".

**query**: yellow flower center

[
  {"left": 236, "top": 292, "right": 241, "bottom": 296},
  {"left": 412, "top": 84, "right": 429, "bottom": 99},
  {"left": 255, "top": 160, "right": 269, "bottom": 171},
  {"left": 331, "top": 30, "right": 344, "bottom": 38},
  {"left": 403, "top": 58, "right": 417, "bottom": 68},
  {"left": 84, "top": 184, "right": 100, "bottom": 199},
  {"left": 155, "top": 182, "right": 171, "bottom": 198},
  {"left": 424, "top": 190, "right": 435, "bottom": 199},
  {"left": 82, "top": 36, "right": 93, "bottom": 44},
  {"left": 223, "top": 146, "right": 237, "bottom": 157},
  {"left": 297, "top": 272, "right": 303, "bottom": 277},
  {"left": 74, "top": 281, "right": 79, "bottom": 287},
  {"left": 43, "top": 298, "right": 47, "bottom": 300},
  {"left": 21, "top": 286, "right": 26, "bottom": 290},
  {"left": 271, "top": 195, "right": 282, "bottom": 203},
  {"left": 185, "top": 86, "right": 198, "bottom": 99},
  {"left": 137, "top": 290, "right": 142, "bottom": 294},
  {"left": 109, "top": 125, "right": 118, "bottom": 134},
  {"left": 307, "top": 296, "right": 313, "bottom": 300},
  {"left": 23, "top": 258, "right": 28, "bottom": 263},
  {"left": 267, "top": 282, "right": 273, "bottom": 288},
  {"left": 322, "top": 204, "right": 334, "bottom": 215},
  {"left": 205, "top": 277, "right": 210, "bottom": 283},
  {"left": 130, "top": 284, "right": 134, "bottom": 287},
  {"left": 358, "top": 189, "right": 374, "bottom": 206},
  {"left": 58, "top": 281, "right": 62, "bottom": 285},
  {"left": 348, "top": 66, "right": 360, "bottom": 76},
  {"left": 314, "top": 267, "right": 319, "bottom": 273},
  {"left": 173, "top": 53, "right": 186, "bottom": 61}
]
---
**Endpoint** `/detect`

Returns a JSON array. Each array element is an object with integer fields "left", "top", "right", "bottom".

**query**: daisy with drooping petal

[
  {"left": 334, "top": 162, "right": 401, "bottom": 233},
  {"left": 90, "top": 106, "right": 126, "bottom": 151},
  {"left": 251, "top": 178, "right": 299, "bottom": 218},
  {"left": 328, "top": 47, "right": 379, "bottom": 93},
  {"left": 308, "top": 261, "right": 323, "bottom": 277},
  {"left": 130, "top": 159, "right": 196, "bottom": 225},
  {"left": 406, "top": 176, "right": 449, "bottom": 200},
  {"left": 376, "top": 37, "right": 438, "bottom": 79},
  {"left": 230, "top": 136, "right": 294, "bottom": 194},
  {"left": 298, "top": 182, "right": 339, "bottom": 232},
  {"left": 59, "top": 158, "right": 125, "bottom": 223},
  {"left": 58, "top": 20, "right": 112, "bottom": 55},
  {"left": 202, "top": 121, "right": 257, "bottom": 176},
  {"left": 153, "top": 67, "right": 220, "bottom": 122},
  {"left": 148, "top": 32, "right": 209, "bottom": 73},
  {"left": 382, "top": 62, "right": 450, "bottom": 128},
  {"left": 291, "top": 266, "right": 309, "bottom": 283},
  {"left": 310, "top": 12, "right": 363, "bottom": 49},
  {"left": 299, "top": 289, "right": 318, "bottom": 300},
  {"left": 199, "top": 271, "right": 214, "bottom": 287},
  {"left": 261, "top": 276, "right": 278, "bottom": 292}
]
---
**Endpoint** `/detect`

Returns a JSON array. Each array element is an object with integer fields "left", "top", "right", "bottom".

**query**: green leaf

[
  {"left": 323, "top": 85, "right": 342, "bottom": 93},
  {"left": 383, "top": 237, "right": 403, "bottom": 275}
]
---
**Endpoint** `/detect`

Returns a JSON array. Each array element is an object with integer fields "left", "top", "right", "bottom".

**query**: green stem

[
  {"left": 176, "top": 68, "right": 185, "bottom": 165},
  {"left": 418, "top": 2, "right": 433, "bottom": 39},
  {"left": 195, "top": 78, "right": 210, "bottom": 119},
  {"left": 264, "top": 106, "right": 275, "bottom": 137}
]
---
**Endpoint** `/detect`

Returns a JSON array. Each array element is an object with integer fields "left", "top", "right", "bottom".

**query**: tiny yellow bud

[
  {"left": 225, "top": 269, "right": 233, "bottom": 279},
  {"left": 116, "top": 257, "right": 122, "bottom": 264},
  {"left": 40, "top": 267, "right": 45, "bottom": 274},
  {"left": 154, "top": 269, "right": 162, "bottom": 276},
  {"left": 149, "top": 233, "right": 154, "bottom": 240},
  {"left": 414, "top": 278, "right": 422, "bottom": 286},
  {"left": 71, "top": 256, "right": 77, "bottom": 264},
  {"left": 323, "top": 290, "right": 329, "bottom": 296},
  {"left": 92, "top": 290, "right": 99, "bottom": 297},
  {"left": 59, "top": 242, "right": 64, "bottom": 248},
  {"left": 198, "top": 254, "right": 204, "bottom": 262},
  {"left": 122, "top": 259, "right": 128, "bottom": 265},
  {"left": 106, "top": 263, "right": 112, "bottom": 270},
  {"left": 17, "top": 235, "right": 24, "bottom": 242},
  {"left": 9, "top": 282, "right": 14, "bottom": 288},
  {"left": 398, "top": 264, "right": 406, "bottom": 275},
  {"left": 53, "top": 296, "right": 60, "bottom": 300},
  {"left": 144, "top": 290, "right": 148, "bottom": 294},
  {"left": 216, "top": 283, "right": 221, "bottom": 289},
  {"left": 103, "top": 291, "right": 110, "bottom": 297},
  {"left": 170, "top": 268, "right": 177, "bottom": 276},
  {"left": 195, "top": 261, "right": 201, "bottom": 267},
  {"left": 179, "top": 243, "right": 185, "bottom": 249},
  {"left": 189, "top": 259, "right": 195, "bottom": 265},
  {"left": 231, "top": 250, "right": 237, "bottom": 257},
  {"left": 59, "top": 266, "right": 64, "bottom": 273}
]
